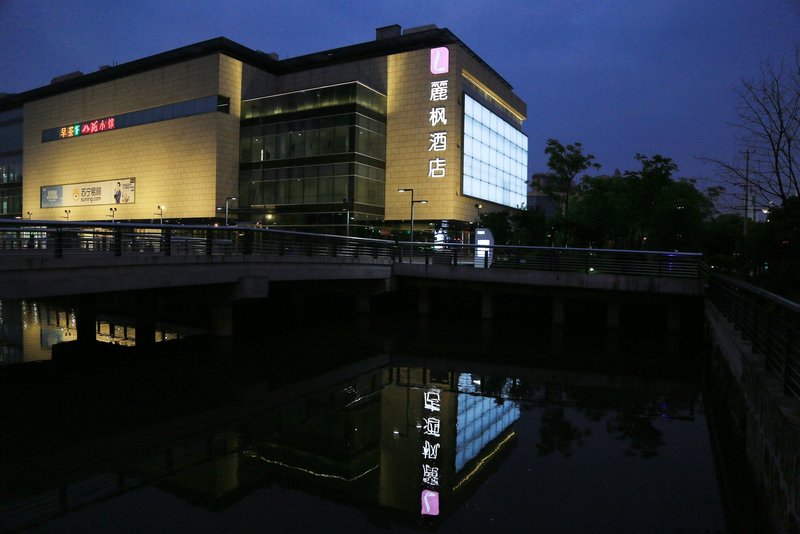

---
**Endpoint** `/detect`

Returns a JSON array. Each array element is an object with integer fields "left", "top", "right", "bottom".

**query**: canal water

[{"left": 0, "top": 297, "right": 727, "bottom": 533}]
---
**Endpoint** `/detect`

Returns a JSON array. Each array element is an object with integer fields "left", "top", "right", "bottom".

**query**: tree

[
  {"left": 510, "top": 205, "right": 549, "bottom": 245},
  {"left": 706, "top": 47, "right": 800, "bottom": 211},
  {"left": 544, "top": 139, "right": 600, "bottom": 244},
  {"left": 477, "top": 208, "right": 513, "bottom": 245},
  {"left": 571, "top": 173, "right": 633, "bottom": 248},
  {"left": 570, "top": 154, "right": 716, "bottom": 251},
  {"left": 745, "top": 197, "right": 800, "bottom": 299}
]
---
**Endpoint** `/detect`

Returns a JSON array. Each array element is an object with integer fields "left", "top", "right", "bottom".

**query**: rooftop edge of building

[{"left": 0, "top": 25, "right": 517, "bottom": 112}]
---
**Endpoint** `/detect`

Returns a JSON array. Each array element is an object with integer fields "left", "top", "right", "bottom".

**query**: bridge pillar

[
  {"left": 136, "top": 315, "right": 156, "bottom": 348},
  {"left": 481, "top": 293, "right": 493, "bottom": 320},
  {"left": 418, "top": 288, "right": 431, "bottom": 315},
  {"left": 355, "top": 295, "right": 371, "bottom": 314},
  {"left": 551, "top": 296, "right": 566, "bottom": 350},
  {"left": 210, "top": 303, "right": 233, "bottom": 337},
  {"left": 667, "top": 307, "right": 681, "bottom": 333},
  {"left": 606, "top": 301, "right": 620, "bottom": 329},
  {"left": 134, "top": 294, "right": 156, "bottom": 348},
  {"left": 552, "top": 296, "right": 565, "bottom": 326},
  {"left": 76, "top": 295, "right": 96, "bottom": 345}
]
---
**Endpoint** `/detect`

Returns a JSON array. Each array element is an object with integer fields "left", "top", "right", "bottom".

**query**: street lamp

[
  {"left": 63, "top": 209, "right": 71, "bottom": 220},
  {"left": 155, "top": 205, "right": 165, "bottom": 224},
  {"left": 26, "top": 211, "right": 32, "bottom": 220},
  {"left": 397, "top": 188, "right": 428, "bottom": 243},
  {"left": 108, "top": 207, "right": 117, "bottom": 222},
  {"left": 225, "top": 196, "right": 237, "bottom": 226}
]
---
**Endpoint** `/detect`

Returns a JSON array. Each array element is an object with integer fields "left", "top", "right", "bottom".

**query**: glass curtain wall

[
  {"left": 240, "top": 82, "right": 387, "bottom": 235},
  {"left": 0, "top": 108, "right": 23, "bottom": 218}
]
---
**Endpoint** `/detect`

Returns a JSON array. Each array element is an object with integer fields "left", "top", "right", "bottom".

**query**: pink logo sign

[
  {"left": 430, "top": 47, "right": 449, "bottom": 75},
  {"left": 421, "top": 490, "right": 440, "bottom": 516}
]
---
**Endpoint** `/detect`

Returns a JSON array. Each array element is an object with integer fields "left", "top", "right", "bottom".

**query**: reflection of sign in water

[
  {"left": 420, "top": 387, "right": 442, "bottom": 515},
  {"left": 41, "top": 177, "right": 136, "bottom": 208},
  {"left": 421, "top": 489, "right": 440, "bottom": 516}
]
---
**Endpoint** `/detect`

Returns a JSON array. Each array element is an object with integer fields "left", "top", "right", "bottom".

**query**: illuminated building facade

[{"left": 0, "top": 24, "right": 527, "bottom": 238}]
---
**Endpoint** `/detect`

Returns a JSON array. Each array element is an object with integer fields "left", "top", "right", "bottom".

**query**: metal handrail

[
  {"left": 396, "top": 240, "right": 702, "bottom": 279},
  {"left": 0, "top": 220, "right": 399, "bottom": 261},
  {"left": 0, "top": 220, "right": 703, "bottom": 280},
  {"left": 706, "top": 271, "right": 800, "bottom": 398}
]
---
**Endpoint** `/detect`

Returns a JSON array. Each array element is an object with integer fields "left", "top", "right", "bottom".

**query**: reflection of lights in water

[
  {"left": 452, "top": 431, "right": 516, "bottom": 491},
  {"left": 243, "top": 450, "right": 378, "bottom": 481}
]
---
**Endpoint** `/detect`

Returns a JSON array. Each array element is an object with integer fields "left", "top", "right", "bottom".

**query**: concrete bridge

[{"left": 0, "top": 220, "right": 703, "bottom": 338}]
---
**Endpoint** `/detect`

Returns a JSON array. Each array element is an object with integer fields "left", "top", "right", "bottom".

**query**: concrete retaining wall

[{"left": 706, "top": 301, "right": 800, "bottom": 533}]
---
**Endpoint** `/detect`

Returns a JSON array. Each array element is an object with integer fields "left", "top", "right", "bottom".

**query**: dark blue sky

[{"left": 2, "top": 0, "right": 798, "bottom": 191}]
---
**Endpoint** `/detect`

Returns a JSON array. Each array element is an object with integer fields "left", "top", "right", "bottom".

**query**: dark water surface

[{"left": 0, "top": 298, "right": 725, "bottom": 533}]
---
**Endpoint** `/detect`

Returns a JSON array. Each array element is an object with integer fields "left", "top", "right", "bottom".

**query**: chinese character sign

[
  {"left": 429, "top": 80, "right": 449, "bottom": 102},
  {"left": 58, "top": 117, "right": 117, "bottom": 139},
  {"left": 40, "top": 177, "right": 136, "bottom": 208},
  {"left": 427, "top": 49, "right": 449, "bottom": 179},
  {"left": 430, "top": 47, "right": 449, "bottom": 75}
]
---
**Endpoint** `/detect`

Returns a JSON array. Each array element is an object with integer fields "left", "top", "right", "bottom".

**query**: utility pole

[{"left": 742, "top": 149, "right": 750, "bottom": 238}]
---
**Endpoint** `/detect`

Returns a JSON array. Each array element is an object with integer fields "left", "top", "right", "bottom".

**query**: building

[
  {"left": 0, "top": 24, "right": 528, "bottom": 241},
  {"left": 527, "top": 172, "right": 561, "bottom": 219}
]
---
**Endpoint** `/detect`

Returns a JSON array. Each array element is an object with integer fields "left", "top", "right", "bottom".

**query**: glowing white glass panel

[{"left": 462, "top": 94, "right": 527, "bottom": 208}]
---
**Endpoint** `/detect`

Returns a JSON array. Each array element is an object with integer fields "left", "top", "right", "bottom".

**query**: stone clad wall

[
  {"left": 706, "top": 301, "right": 800, "bottom": 533},
  {"left": 22, "top": 54, "right": 241, "bottom": 222}
]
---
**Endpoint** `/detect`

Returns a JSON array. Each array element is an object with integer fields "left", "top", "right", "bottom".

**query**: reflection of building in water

[
  {"left": 0, "top": 299, "right": 196, "bottom": 364},
  {"left": 379, "top": 366, "right": 519, "bottom": 518},
  {"left": 455, "top": 373, "right": 520, "bottom": 472},
  {"left": 94, "top": 315, "right": 188, "bottom": 346},
  {"left": 0, "top": 299, "right": 23, "bottom": 363},
  {"left": 129, "top": 362, "right": 520, "bottom": 520},
  {"left": 0, "top": 358, "right": 520, "bottom": 530},
  {"left": 116, "top": 360, "right": 520, "bottom": 521},
  {"left": 8, "top": 300, "right": 72, "bottom": 363}
]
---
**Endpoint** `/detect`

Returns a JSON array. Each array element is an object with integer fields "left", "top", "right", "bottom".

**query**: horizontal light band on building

[
  {"left": 461, "top": 70, "right": 526, "bottom": 122},
  {"left": 41, "top": 95, "right": 230, "bottom": 143},
  {"left": 242, "top": 81, "right": 386, "bottom": 120}
]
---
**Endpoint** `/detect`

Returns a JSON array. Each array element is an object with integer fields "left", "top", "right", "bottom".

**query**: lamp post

[
  {"left": 26, "top": 211, "right": 32, "bottom": 220},
  {"left": 397, "top": 188, "right": 428, "bottom": 243},
  {"left": 155, "top": 205, "right": 164, "bottom": 224},
  {"left": 63, "top": 209, "right": 71, "bottom": 220},
  {"left": 108, "top": 207, "right": 117, "bottom": 222},
  {"left": 342, "top": 208, "right": 351, "bottom": 236},
  {"left": 398, "top": 188, "right": 428, "bottom": 263},
  {"left": 225, "top": 196, "right": 237, "bottom": 226}
]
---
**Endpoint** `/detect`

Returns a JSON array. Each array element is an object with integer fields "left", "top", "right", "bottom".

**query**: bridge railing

[
  {"left": 397, "top": 241, "right": 702, "bottom": 278},
  {"left": 1, "top": 220, "right": 701, "bottom": 279},
  {"left": 0, "top": 220, "right": 399, "bottom": 261},
  {"left": 706, "top": 271, "right": 800, "bottom": 399}
]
